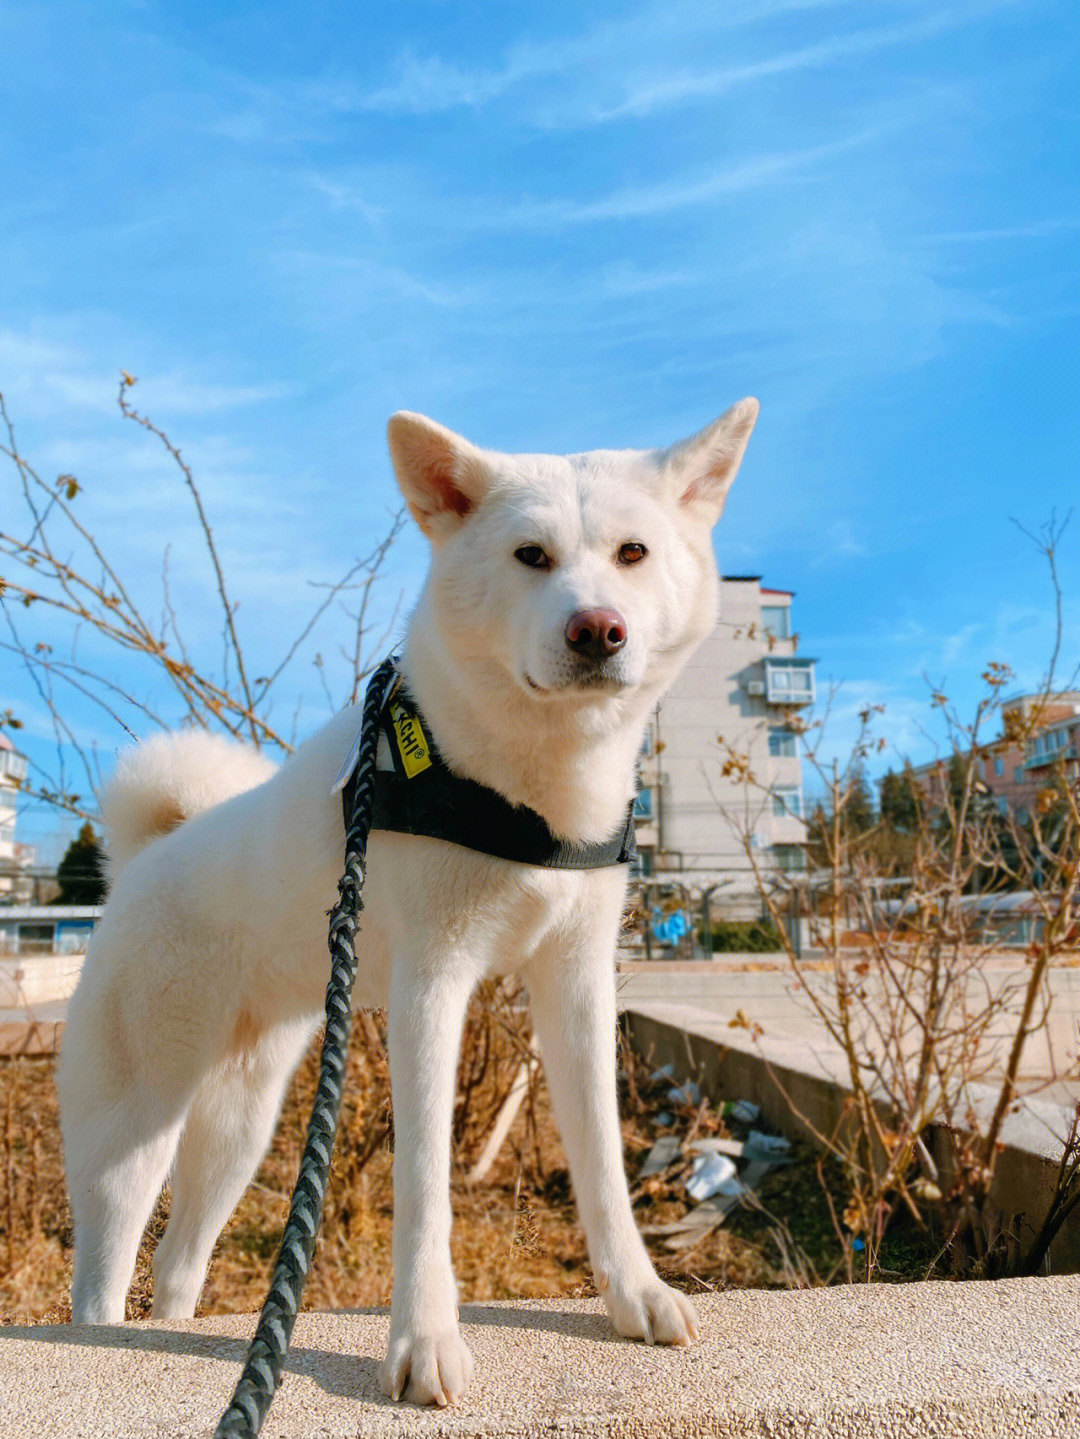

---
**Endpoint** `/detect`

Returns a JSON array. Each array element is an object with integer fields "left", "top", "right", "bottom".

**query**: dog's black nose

[{"left": 565, "top": 608, "right": 628, "bottom": 661}]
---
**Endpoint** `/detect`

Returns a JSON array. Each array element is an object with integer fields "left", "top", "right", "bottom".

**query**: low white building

[
  {"left": 0, "top": 903, "right": 100, "bottom": 956},
  {"left": 634, "top": 577, "right": 814, "bottom": 918}
]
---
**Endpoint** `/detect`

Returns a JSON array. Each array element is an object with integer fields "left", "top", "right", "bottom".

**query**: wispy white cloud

[
  {"left": 929, "top": 218, "right": 1080, "bottom": 242},
  {"left": 92, "top": 374, "right": 293, "bottom": 417},
  {"left": 314, "top": 0, "right": 1030, "bottom": 128},
  {"left": 0, "top": 329, "right": 292, "bottom": 421},
  {"left": 467, "top": 133, "right": 879, "bottom": 229},
  {"left": 321, "top": 51, "right": 517, "bottom": 116},
  {"left": 592, "top": 9, "right": 988, "bottom": 121},
  {"left": 826, "top": 519, "right": 868, "bottom": 558},
  {"left": 275, "top": 250, "right": 475, "bottom": 308},
  {"left": 802, "top": 679, "right": 944, "bottom": 783},
  {"left": 210, "top": 0, "right": 890, "bottom": 131},
  {"left": 301, "top": 173, "right": 389, "bottom": 227},
  {"left": 599, "top": 263, "right": 696, "bottom": 296},
  {"left": 939, "top": 621, "right": 983, "bottom": 670}
]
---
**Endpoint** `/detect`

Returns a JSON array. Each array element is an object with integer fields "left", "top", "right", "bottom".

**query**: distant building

[
  {"left": 1022, "top": 704, "right": 1080, "bottom": 792},
  {"left": 904, "top": 691, "right": 1080, "bottom": 820},
  {"left": 0, "top": 733, "right": 35, "bottom": 904},
  {"left": 634, "top": 577, "right": 814, "bottom": 915}
]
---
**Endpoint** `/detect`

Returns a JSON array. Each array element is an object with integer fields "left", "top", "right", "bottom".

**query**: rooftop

[{"left": 0, "top": 905, "right": 103, "bottom": 921}]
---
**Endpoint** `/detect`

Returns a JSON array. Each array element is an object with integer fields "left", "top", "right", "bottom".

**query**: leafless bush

[
  {"left": 723, "top": 525, "right": 1080, "bottom": 1280},
  {"left": 0, "top": 377, "right": 404, "bottom": 820}
]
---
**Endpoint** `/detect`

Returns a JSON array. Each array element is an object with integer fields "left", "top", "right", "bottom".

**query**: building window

[
  {"left": 633, "top": 787, "right": 653, "bottom": 819},
  {"left": 761, "top": 605, "right": 791, "bottom": 640},
  {"left": 1014, "top": 766, "right": 1024, "bottom": 784},
  {"left": 764, "top": 659, "right": 815, "bottom": 705},
  {"left": 773, "top": 786, "right": 802, "bottom": 818},
  {"left": 17, "top": 922, "right": 54, "bottom": 955},
  {"left": 768, "top": 727, "right": 797, "bottom": 758},
  {"left": 994, "top": 756, "right": 1004, "bottom": 777},
  {"left": 773, "top": 844, "right": 805, "bottom": 872}
]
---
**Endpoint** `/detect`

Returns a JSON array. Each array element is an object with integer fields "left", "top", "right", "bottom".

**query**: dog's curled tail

[{"left": 101, "top": 730, "right": 278, "bottom": 883}]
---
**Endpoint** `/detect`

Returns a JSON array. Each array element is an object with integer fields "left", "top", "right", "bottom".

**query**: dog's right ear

[
  {"left": 387, "top": 412, "right": 493, "bottom": 542},
  {"left": 661, "top": 398, "right": 759, "bottom": 524}
]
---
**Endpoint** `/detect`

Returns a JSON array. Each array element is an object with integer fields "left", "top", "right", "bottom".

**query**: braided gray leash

[{"left": 214, "top": 656, "right": 398, "bottom": 1438}]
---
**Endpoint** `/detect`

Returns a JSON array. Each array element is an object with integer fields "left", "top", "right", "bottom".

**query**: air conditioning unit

[{"left": 746, "top": 679, "right": 765, "bottom": 696}]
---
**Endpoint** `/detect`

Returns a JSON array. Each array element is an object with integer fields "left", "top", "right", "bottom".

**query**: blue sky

[{"left": 2, "top": 0, "right": 1079, "bottom": 857}]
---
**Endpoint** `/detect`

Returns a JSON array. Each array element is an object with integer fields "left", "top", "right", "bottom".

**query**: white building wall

[
  {"left": 637, "top": 578, "right": 813, "bottom": 914},
  {"left": 0, "top": 740, "right": 29, "bottom": 900}
]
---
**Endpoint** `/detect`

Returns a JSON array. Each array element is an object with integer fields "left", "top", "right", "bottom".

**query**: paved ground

[
  {"left": 617, "top": 955, "right": 1080, "bottom": 1104},
  {"left": 4, "top": 1279, "right": 1080, "bottom": 1438},
  {"left": 5, "top": 952, "right": 1080, "bottom": 1093}
]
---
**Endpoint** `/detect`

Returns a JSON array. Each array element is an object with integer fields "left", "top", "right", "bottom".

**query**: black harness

[{"left": 339, "top": 676, "right": 636, "bottom": 870}]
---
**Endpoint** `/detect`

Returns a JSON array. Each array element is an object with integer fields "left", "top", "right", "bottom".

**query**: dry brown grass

[{"left": 1, "top": 991, "right": 802, "bottom": 1327}]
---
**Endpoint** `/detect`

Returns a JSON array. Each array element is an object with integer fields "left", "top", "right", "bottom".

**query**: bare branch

[{"left": 116, "top": 376, "right": 260, "bottom": 740}]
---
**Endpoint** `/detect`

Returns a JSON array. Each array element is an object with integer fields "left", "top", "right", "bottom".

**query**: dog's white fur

[{"left": 58, "top": 399, "right": 758, "bottom": 1405}]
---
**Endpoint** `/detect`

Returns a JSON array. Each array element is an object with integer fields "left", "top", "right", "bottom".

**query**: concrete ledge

[
  {"left": 624, "top": 1003, "right": 1080, "bottom": 1270},
  {"left": 3, "top": 1280, "right": 1080, "bottom": 1438}
]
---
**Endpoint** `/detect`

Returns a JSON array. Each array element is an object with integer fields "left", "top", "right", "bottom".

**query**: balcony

[
  {"left": 762, "top": 657, "right": 816, "bottom": 707},
  {"left": 0, "top": 748, "right": 28, "bottom": 783},
  {"left": 1024, "top": 729, "right": 1078, "bottom": 770}
]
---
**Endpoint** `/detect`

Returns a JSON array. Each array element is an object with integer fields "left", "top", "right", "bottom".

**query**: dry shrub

[{"left": 2, "top": 982, "right": 818, "bottom": 1325}]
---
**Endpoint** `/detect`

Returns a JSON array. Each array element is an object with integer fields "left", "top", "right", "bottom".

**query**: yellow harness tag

[{"left": 388, "top": 695, "right": 433, "bottom": 778}]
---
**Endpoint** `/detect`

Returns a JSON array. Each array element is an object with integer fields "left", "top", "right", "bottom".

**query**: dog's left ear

[
  {"left": 662, "top": 398, "right": 759, "bottom": 523},
  {"left": 387, "top": 412, "right": 494, "bottom": 542}
]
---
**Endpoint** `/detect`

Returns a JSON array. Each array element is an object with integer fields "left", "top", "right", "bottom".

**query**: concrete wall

[
  {"left": 625, "top": 1005, "right": 1080, "bottom": 1273},
  {"left": 0, "top": 951, "right": 84, "bottom": 1006}
]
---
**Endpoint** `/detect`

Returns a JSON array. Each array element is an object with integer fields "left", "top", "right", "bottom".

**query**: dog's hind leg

[
  {"left": 151, "top": 1016, "right": 314, "bottom": 1319},
  {"left": 63, "top": 1072, "right": 188, "bottom": 1325}
]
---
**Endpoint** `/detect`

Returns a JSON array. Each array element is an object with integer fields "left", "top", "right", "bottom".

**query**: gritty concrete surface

[{"left": 3, "top": 1279, "right": 1080, "bottom": 1438}]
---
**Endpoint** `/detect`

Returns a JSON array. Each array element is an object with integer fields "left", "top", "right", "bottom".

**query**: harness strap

[
  {"left": 365, "top": 766, "right": 636, "bottom": 868},
  {"left": 341, "top": 680, "right": 636, "bottom": 871}
]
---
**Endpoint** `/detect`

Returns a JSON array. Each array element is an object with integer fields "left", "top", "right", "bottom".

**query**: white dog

[{"left": 58, "top": 398, "right": 758, "bottom": 1405}]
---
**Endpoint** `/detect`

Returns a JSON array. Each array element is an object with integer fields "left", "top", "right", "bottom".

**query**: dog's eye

[
  {"left": 514, "top": 545, "right": 550, "bottom": 570},
  {"left": 618, "top": 541, "right": 647, "bottom": 565}
]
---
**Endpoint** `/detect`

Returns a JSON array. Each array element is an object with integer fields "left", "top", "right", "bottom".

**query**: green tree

[
  {"left": 843, "top": 761, "right": 875, "bottom": 837},
  {"left": 54, "top": 822, "right": 108, "bottom": 904},
  {"left": 879, "top": 766, "right": 920, "bottom": 831},
  {"left": 947, "top": 752, "right": 967, "bottom": 814}
]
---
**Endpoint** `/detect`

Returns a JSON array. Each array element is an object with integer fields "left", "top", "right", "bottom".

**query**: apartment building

[
  {"left": 0, "top": 733, "right": 34, "bottom": 903},
  {"left": 1020, "top": 702, "right": 1080, "bottom": 792},
  {"left": 633, "top": 577, "right": 814, "bottom": 915},
  {"left": 905, "top": 691, "right": 1080, "bottom": 819}
]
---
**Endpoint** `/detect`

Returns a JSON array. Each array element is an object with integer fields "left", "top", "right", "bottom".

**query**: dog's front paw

[
  {"left": 603, "top": 1275, "right": 700, "bottom": 1347},
  {"left": 379, "top": 1323, "right": 474, "bottom": 1407}
]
